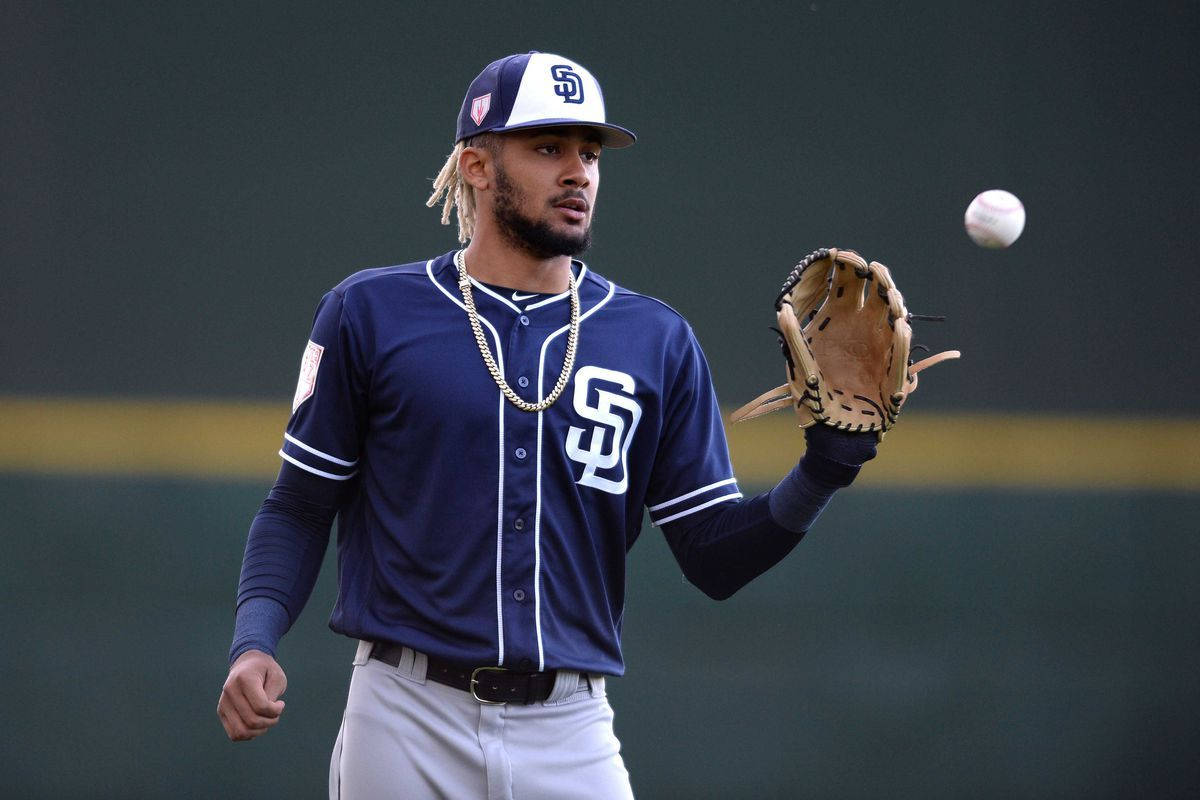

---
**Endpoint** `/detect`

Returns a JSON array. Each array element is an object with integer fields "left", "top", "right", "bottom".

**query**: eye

[
  {"left": 536, "top": 143, "right": 561, "bottom": 155},
  {"left": 581, "top": 150, "right": 601, "bottom": 164}
]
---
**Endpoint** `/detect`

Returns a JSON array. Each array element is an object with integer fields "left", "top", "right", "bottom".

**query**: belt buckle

[{"left": 470, "top": 666, "right": 509, "bottom": 705}]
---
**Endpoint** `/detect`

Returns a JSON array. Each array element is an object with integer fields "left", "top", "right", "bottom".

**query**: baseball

[{"left": 964, "top": 189, "right": 1025, "bottom": 248}]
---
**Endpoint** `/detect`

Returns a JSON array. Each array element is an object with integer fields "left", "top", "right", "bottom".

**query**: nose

[{"left": 560, "top": 151, "right": 590, "bottom": 189}]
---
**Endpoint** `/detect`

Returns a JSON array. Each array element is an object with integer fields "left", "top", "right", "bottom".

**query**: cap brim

[{"left": 491, "top": 119, "right": 637, "bottom": 148}]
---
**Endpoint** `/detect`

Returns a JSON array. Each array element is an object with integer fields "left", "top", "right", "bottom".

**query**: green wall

[
  {"left": 4, "top": 1, "right": 1197, "bottom": 410},
  {"left": 2, "top": 476, "right": 1197, "bottom": 798}
]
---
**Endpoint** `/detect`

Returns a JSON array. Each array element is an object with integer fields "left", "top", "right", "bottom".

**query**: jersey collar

[{"left": 426, "top": 250, "right": 607, "bottom": 318}]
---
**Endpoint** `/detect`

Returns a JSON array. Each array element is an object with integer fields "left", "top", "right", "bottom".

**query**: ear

[{"left": 459, "top": 145, "right": 492, "bottom": 191}]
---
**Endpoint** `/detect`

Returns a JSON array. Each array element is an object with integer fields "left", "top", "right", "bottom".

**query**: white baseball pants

[{"left": 329, "top": 641, "right": 634, "bottom": 799}]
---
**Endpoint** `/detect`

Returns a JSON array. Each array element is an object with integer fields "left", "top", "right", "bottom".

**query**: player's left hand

[
  {"left": 217, "top": 649, "right": 288, "bottom": 741},
  {"left": 731, "top": 247, "right": 960, "bottom": 439}
]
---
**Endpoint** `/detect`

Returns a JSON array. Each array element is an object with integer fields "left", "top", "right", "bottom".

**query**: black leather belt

[{"left": 369, "top": 641, "right": 559, "bottom": 705}]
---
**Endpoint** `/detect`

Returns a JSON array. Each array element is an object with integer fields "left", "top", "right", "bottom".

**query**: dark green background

[
  {"left": 3, "top": 2, "right": 1198, "bottom": 798},
  {"left": 5, "top": 1, "right": 1197, "bottom": 408}
]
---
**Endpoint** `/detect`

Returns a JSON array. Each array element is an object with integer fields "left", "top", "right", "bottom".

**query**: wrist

[
  {"left": 228, "top": 596, "right": 290, "bottom": 665},
  {"left": 803, "top": 425, "right": 878, "bottom": 466},
  {"left": 799, "top": 448, "right": 863, "bottom": 489},
  {"left": 232, "top": 648, "right": 271, "bottom": 663}
]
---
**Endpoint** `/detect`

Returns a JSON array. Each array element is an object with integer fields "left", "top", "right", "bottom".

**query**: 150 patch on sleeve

[{"left": 292, "top": 340, "right": 324, "bottom": 411}]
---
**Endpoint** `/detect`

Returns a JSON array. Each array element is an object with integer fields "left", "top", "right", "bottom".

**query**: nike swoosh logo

[{"left": 511, "top": 291, "right": 539, "bottom": 302}]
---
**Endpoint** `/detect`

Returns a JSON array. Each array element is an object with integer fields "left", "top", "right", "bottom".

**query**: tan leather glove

[{"left": 731, "top": 248, "right": 960, "bottom": 440}]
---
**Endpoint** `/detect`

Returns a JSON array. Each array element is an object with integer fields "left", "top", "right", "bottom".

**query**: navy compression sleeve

[
  {"left": 660, "top": 426, "right": 877, "bottom": 600},
  {"left": 229, "top": 597, "right": 291, "bottom": 663},
  {"left": 228, "top": 462, "right": 348, "bottom": 663},
  {"left": 768, "top": 425, "right": 878, "bottom": 531}
]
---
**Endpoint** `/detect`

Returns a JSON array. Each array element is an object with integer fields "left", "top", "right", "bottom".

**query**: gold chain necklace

[{"left": 454, "top": 249, "right": 580, "bottom": 413}]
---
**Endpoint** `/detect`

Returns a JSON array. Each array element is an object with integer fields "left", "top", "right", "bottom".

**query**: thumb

[{"left": 263, "top": 663, "right": 288, "bottom": 705}]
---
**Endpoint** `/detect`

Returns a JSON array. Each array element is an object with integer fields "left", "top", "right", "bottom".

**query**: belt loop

[
  {"left": 409, "top": 648, "right": 428, "bottom": 681},
  {"left": 544, "top": 669, "right": 582, "bottom": 704},
  {"left": 392, "top": 646, "right": 427, "bottom": 682}
]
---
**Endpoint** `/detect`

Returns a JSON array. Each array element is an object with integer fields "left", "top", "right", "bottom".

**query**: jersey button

[
  {"left": 519, "top": 315, "right": 530, "bottom": 326},
  {"left": 517, "top": 376, "right": 529, "bottom": 388},
  {"left": 515, "top": 447, "right": 527, "bottom": 460},
  {"left": 513, "top": 589, "right": 526, "bottom": 602},
  {"left": 514, "top": 518, "right": 525, "bottom": 531},
  {"left": 518, "top": 658, "right": 532, "bottom": 671}
]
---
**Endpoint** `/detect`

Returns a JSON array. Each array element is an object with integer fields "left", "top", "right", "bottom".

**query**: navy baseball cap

[{"left": 455, "top": 52, "right": 636, "bottom": 148}]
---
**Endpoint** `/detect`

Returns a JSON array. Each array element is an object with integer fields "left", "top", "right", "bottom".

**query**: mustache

[{"left": 550, "top": 190, "right": 590, "bottom": 207}]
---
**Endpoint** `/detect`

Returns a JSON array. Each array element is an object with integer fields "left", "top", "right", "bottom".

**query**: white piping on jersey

[
  {"left": 283, "top": 432, "right": 358, "bottom": 467},
  {"left": 467, "top": 277, "right": 523, "bottom": 313},
  {"left": 278, "top": 450, "right": 358, "bottom": 480},
  {"left": 426, "top": 258, "right": 509, "bottom": 666},
  {"left": 467, "top": 263, "right": 590, "bottom": 313},
  {"left": 524, "top": 263, "right": 589, "bottom": 311},
  {"left": 534, "top": 375, "right": 547, "bottom": 671},
  {"left": 652, "top": 491, "right": 744, "bottom": 526},
  {"left": 647, "top": 477, "right": 739, "bottom": 512},
  {"left": 534, "top": 278, "right": 617, "bottom": 671}
]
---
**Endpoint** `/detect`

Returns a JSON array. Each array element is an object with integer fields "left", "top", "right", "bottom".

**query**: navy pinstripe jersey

[{"left": 280, "top": 250, "right": 742, "bottom": 675}]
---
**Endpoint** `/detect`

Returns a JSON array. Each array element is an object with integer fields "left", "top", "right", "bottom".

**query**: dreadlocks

[{"left": 425, "top": 133, "right": 498, "bottom": 244}]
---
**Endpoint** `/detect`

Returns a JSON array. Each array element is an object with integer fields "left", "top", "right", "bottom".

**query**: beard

[{"left": 492, "top": 164, "right": 593, "bottom": 259}]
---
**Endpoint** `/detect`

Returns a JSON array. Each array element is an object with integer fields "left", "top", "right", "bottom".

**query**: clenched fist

[{"left": 218, "top": 650, "right": 288, "bottom": 741}]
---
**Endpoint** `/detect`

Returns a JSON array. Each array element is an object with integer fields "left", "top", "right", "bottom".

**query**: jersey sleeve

[
  {"left": 644, "top": 325, "right": 742, "bottom": 527},
  {"left": 277, "top": 290, "right": 367, "bottom": 480}
]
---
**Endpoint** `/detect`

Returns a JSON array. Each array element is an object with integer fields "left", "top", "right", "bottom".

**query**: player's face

[{"left": 490, "top": 127, "right": 601, "bottom": 259}]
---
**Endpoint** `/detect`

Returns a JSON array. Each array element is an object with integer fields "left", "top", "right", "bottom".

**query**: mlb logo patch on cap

[{"left": 455, "top": 52, "right": 635, "bottom": 148}]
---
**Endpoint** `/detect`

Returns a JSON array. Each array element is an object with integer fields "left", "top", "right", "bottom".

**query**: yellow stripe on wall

[
  {"left": 0, "top": 395, "right": 1196, "bottom": 489},
  {"left": 0, "top": 396, "right": 287, "bottom": 481},
  {"left": 729, "top": 413, "right": 1199, "bottom": 490}
]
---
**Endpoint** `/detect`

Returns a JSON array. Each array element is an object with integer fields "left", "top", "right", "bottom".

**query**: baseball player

[{"left": 218, "top": 52, "right": 880, "bottom": 798}]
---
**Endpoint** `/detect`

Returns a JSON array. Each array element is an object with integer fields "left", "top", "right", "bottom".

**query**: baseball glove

[{"left": 730, "top": 247, "right": 959, "bottom": 439}]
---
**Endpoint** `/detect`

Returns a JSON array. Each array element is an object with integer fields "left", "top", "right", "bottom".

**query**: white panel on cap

[{"left": 505, "top": 53, "right": 607, "bottom": 128}]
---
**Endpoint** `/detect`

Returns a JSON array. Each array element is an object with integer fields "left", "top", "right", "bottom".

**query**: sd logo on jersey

[{"left": 565, "top": 366, "right": 642, "bottom": 495}]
